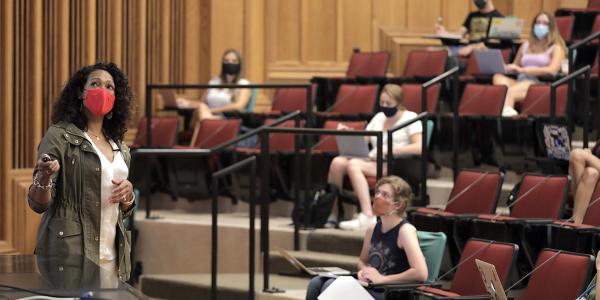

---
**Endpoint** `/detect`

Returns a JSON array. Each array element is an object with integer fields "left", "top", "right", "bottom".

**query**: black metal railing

[
  {"left": 387, "top": 112, "right": 429, "bottom": 205},
  {"left": 550, "top": 65, "right": 592, "bottom": 147},
  {"left": 258, "top": 125, "right": 383, "bottom": 292},
  {"left": 567, "top": 30, "right": 600, "bottom": 142},
  {"left": 144, "top": 83, "right": 314, "bottom": 146},
  {"left": 210, "top": 156, "right": 257, "bottom": 300}
]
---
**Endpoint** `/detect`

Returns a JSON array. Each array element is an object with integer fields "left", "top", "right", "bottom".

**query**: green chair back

[{"left": 417, "top": 230, "right": 446, "bottom": 283}]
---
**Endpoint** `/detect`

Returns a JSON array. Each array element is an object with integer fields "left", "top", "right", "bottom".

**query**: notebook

[
  {"left": 487, "top": 17, "right": 524, "bottom": 40},
  {"left": 277, "top": 249, "right": 351, "bottom": 278},
  {"left": 474, "top": 49, "right": 507, "bottom": 74},
  {"left": 475, "top": 259, "right": 508, "bottom": 300},
  {"left": 335, "top": 135, "right": 370, "bottom": 158}
]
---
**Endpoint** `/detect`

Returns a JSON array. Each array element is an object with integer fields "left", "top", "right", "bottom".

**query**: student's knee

[
  {"left": 492, "top": 74, "right": 507, "bottom": 85},
  {"left": 583, "top": 167, "right": 600, "bottom": 184},
  {"left": 347, "top": 159, "right": 364, "bottom": 175},
  {"left": 570, "top": 148, "right": 586, "bottom": 162}
]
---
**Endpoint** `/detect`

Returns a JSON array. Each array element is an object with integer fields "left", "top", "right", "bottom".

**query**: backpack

[{"left": 292, "top": 184, "right": 338, "bottom": 228}]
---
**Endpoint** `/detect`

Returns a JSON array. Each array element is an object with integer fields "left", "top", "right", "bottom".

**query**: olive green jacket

[{"left": 28, "top": 122, "right": 134, "bottom": 281}]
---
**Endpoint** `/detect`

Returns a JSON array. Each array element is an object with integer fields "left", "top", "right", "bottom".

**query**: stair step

[
  {"left": 140, "top": 273, "right": 310, "bottom": 300},
  {"left": 306, "top": 228, "right": 363, "bottom": 256},
  {"left": 270, "top": 250, "right": 358, "bottom": 275}
]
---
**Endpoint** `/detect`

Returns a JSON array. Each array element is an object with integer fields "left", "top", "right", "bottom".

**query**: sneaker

[
  {"left": 339, "top": 213, "right": 376, "bottom": 230},
  {"left": 502, "top": 106, "right": 518, "bottom": 117}
]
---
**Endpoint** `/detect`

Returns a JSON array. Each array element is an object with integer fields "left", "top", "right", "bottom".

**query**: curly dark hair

[{"left": 51, "top": 62, "right": 133, "bottom": 142}]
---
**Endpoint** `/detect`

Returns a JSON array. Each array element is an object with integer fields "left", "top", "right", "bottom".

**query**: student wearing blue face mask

[
  {"left": 327, "top": 84, "right": 423, "bottom": 230},
  {"left": 493, "top": 11, "right": 566, "bottom": 116}
]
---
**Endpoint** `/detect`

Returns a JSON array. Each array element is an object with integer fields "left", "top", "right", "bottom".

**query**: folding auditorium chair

[
  {"left": 315, "top": 84, "right": 379, "bottom": 127},
  {"left": 496, "top": 84, "right": 569, "bottom": 172},
  {"left": 435, "top": 84, "right": 507, "bottom": 168},
  {"left": 409, "top": 170, "right": 504, "bottom": 265},
  {"left": 387, "top": 50, "right": 448, "bottom": 85},
  {"left": 401, "top": 83, "right": 441, "bottom": 114},
  {"left": 237, "top": 118, "right": 304, "bottom": 201},
  {"left": 470, "top": 173, "right": 569, "bottom": 272},
  {"left": 129, "top": 117, "right": 179, "bottom": 200},
  {"left": 371, "top": 231, "right": 447, "bottom": 300},
  {"left": 266, "top": 86, "right": 317, "bottom": 116},
  {"left": 166, "top": 119, "right": 241, "bottom": 200},
  {"left": 346, "top": 50, "right": 391, "bottom": 79},
  {"left": 557, "top": 15, "right": 575, "bottom": 44},
  {"left": 521, "top": 249, "right": 594, "bottom": 300},
  {"left": 312, "top": 50, "right": 390, "bottom": 111},
  {"left": 548, "top": 179, "right": 600, "bottom": 254},
  {"left": 411, "top": 238, "right": 519, "bottom": 299}
]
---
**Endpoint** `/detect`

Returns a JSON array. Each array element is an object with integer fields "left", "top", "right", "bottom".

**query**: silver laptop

[
  {"left": 487, "top": 17, "right": 524, "bottom": 40},
  {"left": 277, "top": 249, "right": 351, "bottom": 278},
  {"left": 336, "top": 135, "right": 370, "bottom": 158},
  {"left": 475, "top": 259, "right": 508, "bottom": 300},
  {"left": 474, "top": 49, "right": 507, "bottom": 74}
]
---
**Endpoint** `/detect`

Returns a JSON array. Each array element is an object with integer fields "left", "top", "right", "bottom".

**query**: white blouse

[
  {"left": 84, "top": 133, "right": 128, "bottom": 273},
  {"left": 366, "top": 110, "right": 423, "bottom": 148},
  {"left": 205, "top": 77, "right": 250, "bottom": 109}
]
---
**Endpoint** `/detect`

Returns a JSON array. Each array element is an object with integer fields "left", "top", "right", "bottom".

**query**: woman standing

[{"left": 27, "top": 62, "right": 135, "bottom": 281}]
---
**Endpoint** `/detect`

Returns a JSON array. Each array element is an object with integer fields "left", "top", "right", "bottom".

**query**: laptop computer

[
  {"left": 487, "top": 17, "right": 524, "bottom": 40},
  {"left": 335, "top": 135, "right": 370, "bottom": 158},
  {"left": 475, "top": 259, "right": 508, "bottom": 300},
  {"left": 277, "top": 248, "right": 351, "bottom": 278},
  {"left": 474, "top": 49, "right": 507, "bottom": 74}
]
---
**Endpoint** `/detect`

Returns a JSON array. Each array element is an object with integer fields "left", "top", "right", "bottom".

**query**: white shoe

[
  {"left": 502, "top": 106, "right": 518, "bottom": 117},
  {"left": 339, "top": 213, "right": 376, "bottom": 230}
]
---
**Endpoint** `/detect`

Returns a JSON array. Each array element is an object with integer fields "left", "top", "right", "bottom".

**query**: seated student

[
  {"left": 578, "top": 250, "right": 599, "bottom": 299},
  {"left": 570, "top": 145, "right": 600, "bottom": 224},
  {"left": 305, "top": 176, "right": 428, "bottom": 300},
  {"left": 327, "top": 84, "right": 422, "bottom": 230},
  {"left": 176, "top": 48, "right": 251, "bottom": 121},
  {"left": 434, "top": 0, "right": 503, "bottom": 57},
  {"left": 493, "top": 11, "right": 566, "bottom": 116}
]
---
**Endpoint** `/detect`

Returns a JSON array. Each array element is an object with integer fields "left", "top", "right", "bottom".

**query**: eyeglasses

[{"left": 375, "top": 190, "right": 393, "bottom": 199}]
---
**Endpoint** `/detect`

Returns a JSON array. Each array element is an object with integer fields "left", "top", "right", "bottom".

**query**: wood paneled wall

[{"left": 0, "top": 0, "right": 580, "bottom": 254}]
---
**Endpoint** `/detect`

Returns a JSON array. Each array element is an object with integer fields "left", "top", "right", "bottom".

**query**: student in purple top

[{"left": 493, "top": 11, "right": 566, "bottom": 116}]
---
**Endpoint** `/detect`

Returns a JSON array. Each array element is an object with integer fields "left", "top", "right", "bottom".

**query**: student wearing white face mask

[
  {"left": 493, "top": 11, "right": 567, "bottom": 116},
  {"left": 326, "top": 84, "right": 423, "bottom": 230}
]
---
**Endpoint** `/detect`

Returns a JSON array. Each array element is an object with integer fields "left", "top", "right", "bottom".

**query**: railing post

[
  {"left": 293, "top": 114, "right": 301, "bottom": 250},
  {"left": 248, "top": 158, "right": 256, "bottom": 300},
  {"left": 584, "top": 69, "right": 591, "bottom": 148},
  {"left": 260, "top": 129, "right": 270, "bottom": 292},
  {"left": 452, "top": 71, "right": 460, "bottom": 179},
  {"left": 376, "top": 132, "right": 383, "bottom": 180},
  {"left": 210, "top": 166, "right": 218, "bottom": 300},
  {"left": 145, "top": 85, "right": 153, "bottom": 146}
]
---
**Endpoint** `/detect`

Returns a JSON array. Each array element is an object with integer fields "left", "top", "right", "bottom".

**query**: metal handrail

[
  {"left": 387, "top": 112, "right": 429, "bottom": 204},
  {"left": 258, "top": 125, "right": 383, "bottom": 292},
  {"left": 210, "top": 157, "right": 257, "bottom": 300},
  {"left": 567, "top": 30, "right": 600, "bottom": 142},
  {"left": 550, "top": 65, "right": 592, "bottom": 147},
  {"left": 145, "top": 83, "right": 313, "bottom": 145}
]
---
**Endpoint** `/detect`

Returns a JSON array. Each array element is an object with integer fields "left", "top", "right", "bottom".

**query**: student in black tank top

[{"left": 305, "top": 176, "right": 428, "bottom": 300}]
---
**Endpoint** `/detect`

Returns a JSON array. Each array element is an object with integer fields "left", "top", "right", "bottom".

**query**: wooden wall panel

[
  {"left": 302, "top": 0, "right": 337, "bottom": 63},
  {"left": 341, "top": 0, "right": 372, "bottom": 58},
  {"left": 266, "top": 0, "right": 301, "bottom": 64},
  {"left": 406, "top": 0, "right": 442, "bottom": 33}
]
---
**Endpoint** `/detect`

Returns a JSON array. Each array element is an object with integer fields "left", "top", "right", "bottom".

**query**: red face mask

[
  {"left": 84, "top": 88, "right": 115, "bottom": 117},
  {"left": 372, "top": 197, "right": 397, "bottom": 216}
]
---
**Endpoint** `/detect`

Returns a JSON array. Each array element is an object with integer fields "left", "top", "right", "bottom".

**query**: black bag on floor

[{"left": 292, "top": 184, "right": 338, "bottom": 228}]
